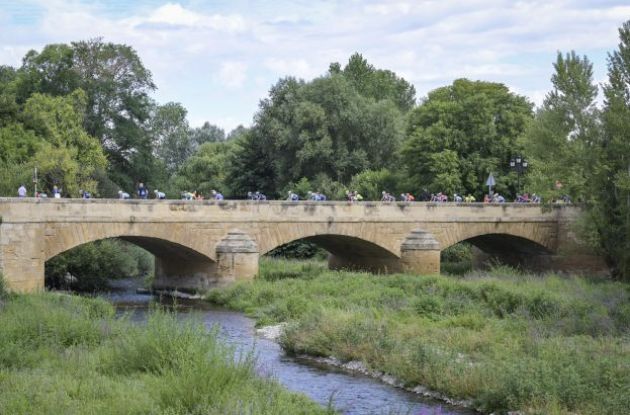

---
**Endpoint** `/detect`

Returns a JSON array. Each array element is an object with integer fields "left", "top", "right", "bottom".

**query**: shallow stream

[{"left": 105, "top": 280, "right": 475, "bottom": 415}]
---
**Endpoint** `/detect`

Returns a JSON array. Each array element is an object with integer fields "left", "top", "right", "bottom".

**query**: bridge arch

[
  {"left": 257, "top": 225, "right": 402, "bottom": 273},
  {"left": 436, "top": 222, "right": 556, "bottom": 253},
  {"left": 44, "top": 222, "right": 217, "bottom": 262},
  {"left": 435, "top": 223, "right": 556, "bottom": 270},
  {"left": 43, "top": 223, "right": 219, "bottom": 291}
]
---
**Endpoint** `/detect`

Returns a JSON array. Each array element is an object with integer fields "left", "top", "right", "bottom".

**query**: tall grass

[
  {"left": 0, "top": 292, "right": 330, "bottom": 415},
  {"left": 0, "top": 273, "right": 7, "bottom": 300},
  {"left": 207, "top": 259, "right": 630, "bottom": 414}
]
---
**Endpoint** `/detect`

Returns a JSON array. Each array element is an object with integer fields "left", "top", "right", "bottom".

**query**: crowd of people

[{"left": 13, "top": 183, "right": 568, "bottom": 205}]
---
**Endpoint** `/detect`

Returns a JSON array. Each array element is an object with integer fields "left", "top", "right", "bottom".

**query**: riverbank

[
  {"left": 207, "top": 259, "right": 630, "bottom": 414},
  {"left": 0, "top": 288, "right": 331, "bottom": 414}
]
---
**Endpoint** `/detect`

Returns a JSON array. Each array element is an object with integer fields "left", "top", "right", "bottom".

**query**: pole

[{"left": 33, "top": 167, "right": 38, "bottom": 197}]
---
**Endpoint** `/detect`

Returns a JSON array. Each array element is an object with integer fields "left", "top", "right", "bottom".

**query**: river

[{"left": 105, "top": 280, "right": 476, "bottom": 415}]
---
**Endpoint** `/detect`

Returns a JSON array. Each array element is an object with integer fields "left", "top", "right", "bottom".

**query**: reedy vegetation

[
  {"left": 208, "top": 259, "right": 630, "bottom": 415},
  {"left": 0, "top": 289, "right": 331, "bottom": 415}
]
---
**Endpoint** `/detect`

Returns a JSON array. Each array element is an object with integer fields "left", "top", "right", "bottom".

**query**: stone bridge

[{"left": 0, "top": 198, "right": 607, "bottom": 292}]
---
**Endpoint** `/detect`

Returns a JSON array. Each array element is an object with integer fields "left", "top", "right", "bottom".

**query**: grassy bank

[
  {"left": 0, "top": 288, "right": 330, "bottom": 414},
  {"left": 208, "top": 259, "right": 630, "bottom": 414}
]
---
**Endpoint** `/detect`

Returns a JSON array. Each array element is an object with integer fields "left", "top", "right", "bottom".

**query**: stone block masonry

[{"left": 0, "top": 198, "right": 608, "bottom": 293}]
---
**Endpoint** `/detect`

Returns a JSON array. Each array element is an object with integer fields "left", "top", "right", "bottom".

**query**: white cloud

[
  {"left": 217, "top": 61, "right": 248, "bottom": 88},
  {"left": 146, "top": 3, "right": 246, "bottom": 32},
  {"left": 0, "top": 0, "right": 627, "bottom": 130}
]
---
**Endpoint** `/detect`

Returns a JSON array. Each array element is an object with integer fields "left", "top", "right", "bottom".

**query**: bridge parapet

[{"left": 0, "top": 198, "right": 606, "bottom": 293}]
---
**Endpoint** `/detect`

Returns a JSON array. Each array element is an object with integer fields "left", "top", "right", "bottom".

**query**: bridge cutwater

[{"left": 0, "top": 198, "right": 608, "bottom": 292}]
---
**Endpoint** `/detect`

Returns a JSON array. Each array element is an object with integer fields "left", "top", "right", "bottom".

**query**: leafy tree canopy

[{"left": 402, "top": 79, "right": 533, "bottom": 198}]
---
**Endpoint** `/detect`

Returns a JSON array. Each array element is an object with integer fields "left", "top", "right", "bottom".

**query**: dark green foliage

[
  {"left": 440, "top": 243, "right": 473, "bottom": 275},
  {"left": 13, "top": 39, "right": 157, "bottom": 190},
  {"left": 227, "top": 54, "right": 411, "bottom": 198},
  {"left": 190, "top": 121, "right": 226, "bottom": 144},
  {"left": 593, "top": 21, "right": 630, "bottom": 278},
  {"left": 0, "top": 273, "right": 7, "bottom": 300},
  {"left": 402, "top": 79, "right": 533, "bottom": 198},
  {"left": 45, "top": 239, "right": 153, "bottom": 292},
  {"left": 522, "top": 21, "right": 630, "bottom": 279},
  {"left": 170, "top": 141, "right": 233, "bottom": 197},
  {"left": 267, "top": 241, "right": 327, "bottom": 260},
  {"left": 522, "top": 51, "right": 599, "bottom": 203}
]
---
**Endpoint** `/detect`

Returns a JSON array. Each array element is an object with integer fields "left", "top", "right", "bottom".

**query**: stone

[{"left": 0, "top": 198, "right": 609, "bottom": 293}]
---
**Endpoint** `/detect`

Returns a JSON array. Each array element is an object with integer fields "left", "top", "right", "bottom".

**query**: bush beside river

[
  {"left": 0, "top": 286, "right": 330, "bottom": 414},
  {"left": 207, "top": 259, "right": 630, "bottom": 414}
]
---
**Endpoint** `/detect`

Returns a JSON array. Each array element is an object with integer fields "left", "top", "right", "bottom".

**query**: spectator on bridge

[
  {"left": 493, "top": 193, "right": 505, "bottom": 203},
  {"left": 17, "top": 184, "right": 27, "bottom": 198},
  {"left": 137, "top": 183, "right": 148, "bottom": 199},
  {"left": 154, "top": 189, "right": 166, "bottom": 200},
  {"left": 483, "top": 194, "right": 491, "bottom": 203},
  {"left": 181, "top": 191, "right": 194, "bottom": 200},
  {"left": 118, "top": 190, "right": 130, "bottom": 199},
  {"left": 464, "top": 194, "right": 476, "bottom": 203},
  {"left": 532, "top": 193, "right": 541, "bottom": 203},
  {"left": 454, "top": 194, "right": 463, "bottom": 203},
  {"left": 52, "top": 185, "right": 61, "bottom": 198},
  {"left": 211, "top": 190, "right": 224, "bottom": 200},
  {"left": 306, "top": 191, "right": 325, "bottom": 201},
  {"left": 254, "top": 191, "right": 267, "bottom": 201},
  {"left": 287, "top": 191, "right": 299, "bottom": 201},
  {"left": 381, "top": 191, "right": 395, "bottom": 202},
  {"left": 557, "top": 194, "right": 572, "bottom": 204},
  {"left": 80, "top": 190, "right": 91, "bottom": 199},
  {"left": 346, "top": 190, "right": 363, "bottom": 202},
  {"left": 516, "top": 193, "right": 530, "bottom": 203}
]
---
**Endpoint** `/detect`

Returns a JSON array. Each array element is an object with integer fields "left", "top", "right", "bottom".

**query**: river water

[{"left": 105, "top": 282, "right": 475, "bottom": 415}]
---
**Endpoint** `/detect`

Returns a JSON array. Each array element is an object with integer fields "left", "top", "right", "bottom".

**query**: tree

[
  {"left": 0, "top": 89, "right": 106, "bottom": 197},
  {"left": 227, "top": 128, "right": 278, "bottom": 197},
  {"left": 190, "top": 122, "right": 225, "bottom": 145},
  {"left": 594, "top": 20, "right": 630, "bottom": 278},
  {"left": 151, "top": 102, "right": 193, "bottom": 175},
  {"left": 523, "top": 52, "right": 600, "bottom": 202},
  {"left": 171, "top": 141, "right": 233, "bottom": 196},
  {"left": 341, "top": 53, "right": 416, "bottom": 112},
  {"left": 14, "top": 39, "right": 157, "bottom": 189},
  {"left": 402, "top": 79, "right": 533, "bottom": 198}
]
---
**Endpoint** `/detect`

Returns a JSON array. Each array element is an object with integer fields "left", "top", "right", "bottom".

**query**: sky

[{"left": 0, "top": 0, "right": 628, "bottom": 132}]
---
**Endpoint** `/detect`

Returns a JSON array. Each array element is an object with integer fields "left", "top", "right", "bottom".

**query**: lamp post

[
  {"left": 509, "top": 155, "right": 528, "bottom": 196},
  {"left": 32, "top": 167, "right": 38, "bottom": 197}
]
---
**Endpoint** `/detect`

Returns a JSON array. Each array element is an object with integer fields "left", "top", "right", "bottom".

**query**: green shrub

[
  {"left": 267, "top": 241, "right": 327, "bottom": 260},
  {"left": 413, "top": 295, "right": 443, "bottom": 316},
  {"left": 0, "top": 273, "right": 7, "bottom": 300},
  {"left": 441, "top": 242, "right": 473, "bottom": 263}
]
